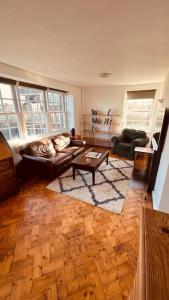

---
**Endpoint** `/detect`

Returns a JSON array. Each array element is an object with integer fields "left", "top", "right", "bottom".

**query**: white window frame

[
  {"left": 18, "top": 86, "right": 48, "bottom": 137},
  {"left": 123, "top": 98, "right": 154, "bottom": 133},
  {"left": 0, "top": 83, "right": 22, "bottom": 141},
  {"left": 47, "top": 89, "right": 67, "bottom": 132},
  {"left": 0, "top": 79, "right": 68, "bottom": 142}
]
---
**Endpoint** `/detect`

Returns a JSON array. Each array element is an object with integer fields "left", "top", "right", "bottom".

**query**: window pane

[
  {"left": 0, "top": 114, "right": 8, "bottom": 128},
  {"left": 0, "top": 83, "right": 13, "bottom": 99},
  {"left": 18, "top": 86, "right": 45, "bottom": 112},
  {"left": 47, "top": 91, "right": 64, "bottom": 112},
  {"left": 50, "top": 112, "right": 65, "bottom": 131},
  {"left": 0, "top": 114, "right": 21, "bottom": 141},
  {"left": 25, "top": 113, "right": 48, "bottom": 136},
  {"left": 11, "top": 128, "right": 20, "bottom": 139},
  {"left": 3, "top": 99, "right": 16, "bottom": 113},
  {"left": 124, "top": 98, "right": 153, "bottom": 132},
  {"left": 1, "top": 128, "right": 10, "bottom": 140},
  {"left": 127, "top": 99, "right": 152, "bottom": 111},
  {"left": 0, "top": 83, "right": 17, "bottom": 114},
  {"left": 0, "top": 101, "right": 3, "bottom": 112},
  {"left": 8, "top": 114, "right": 19, "bottom": 127}
]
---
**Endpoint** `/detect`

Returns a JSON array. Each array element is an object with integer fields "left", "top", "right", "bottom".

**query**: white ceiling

[{"left": 0, "top": 0, "right": 169, "bottom": 87}]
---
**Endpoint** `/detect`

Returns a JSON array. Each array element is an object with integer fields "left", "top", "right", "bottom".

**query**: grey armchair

[{"left": 111, "top": 128, "right": 149, "bottom": 160}]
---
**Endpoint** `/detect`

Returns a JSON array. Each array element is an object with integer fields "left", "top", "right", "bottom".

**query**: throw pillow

[
  {"left": 27, "top": 138, "right": 56, "bottom": 157},
  {"left": 41, "top": 138, "right": 56, "bottom": 155},
  {"left": 52, "top": 135, "right": 70, "bottom": 151}
]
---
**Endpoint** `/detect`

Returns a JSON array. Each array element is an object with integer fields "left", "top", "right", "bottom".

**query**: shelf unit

[{"left": 81, "top": 114, "right": 121, "bottom": 147}]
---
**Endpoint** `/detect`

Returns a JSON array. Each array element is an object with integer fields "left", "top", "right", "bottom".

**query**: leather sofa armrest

[
  {"left": 111, "top": 134, "right": 126, "bottom": 145},
  {"left": 22, "top": 154, "right": 52, "bottom": 165},
  {"left": 70, "top": 139, "right": 86, "bottom": 147},
  {"left": 130, "top": 137, "right": 150, "bottom": 149},
  {"left": 22, "top": 154, "right": 52, "bottom": 178}
]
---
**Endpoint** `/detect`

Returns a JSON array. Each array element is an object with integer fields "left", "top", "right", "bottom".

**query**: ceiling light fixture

[{"left": 98, "top": 72, "right": 112, "bottom": 78}]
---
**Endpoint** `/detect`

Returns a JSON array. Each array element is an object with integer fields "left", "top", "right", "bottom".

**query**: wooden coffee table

[{"left": 71, "top": 148, "right": 109, "bottom": 185}]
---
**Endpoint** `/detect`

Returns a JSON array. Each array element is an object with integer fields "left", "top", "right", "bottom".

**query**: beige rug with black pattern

[{"left": 47, "top": 157, "right": 133, "bottom": 214}]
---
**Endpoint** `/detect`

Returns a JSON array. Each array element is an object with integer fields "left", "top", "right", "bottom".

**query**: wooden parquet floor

[{"left": 0, "top": 152, "right": 151, "bottom": 300}]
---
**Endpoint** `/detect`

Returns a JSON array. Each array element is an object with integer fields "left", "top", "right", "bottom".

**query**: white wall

[
  {"left": 153, "top": 72, "right": 169, "bottom": 212},
  {"left": 83, "top": 83, "right": 161, "bottom": 116},
  {"left": 0, "top": 62, "right": 82, "bottom": 134},
  {"left": 82, "top": 83, "right": 161, "bottom": 139}
]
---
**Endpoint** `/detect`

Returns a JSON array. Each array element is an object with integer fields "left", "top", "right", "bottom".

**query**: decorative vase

[{"left": 71, "top": 128, "right": 75, "bottom": 137}]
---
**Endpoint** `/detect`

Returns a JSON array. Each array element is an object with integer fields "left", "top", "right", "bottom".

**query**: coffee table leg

[
  {"left": 106, "top": 153, "right": 109, "bottom": 165},
  {"left": 92, "top": 172, "right": 95, "bottom": 185},
  {"left": 73, "top": 167, "right": 75, "bottom": 180}
]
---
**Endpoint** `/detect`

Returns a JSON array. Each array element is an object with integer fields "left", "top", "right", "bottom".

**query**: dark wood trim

[
  {"left": 18, "top": 81, "right": 47, "bottom": 90},
  {"left": 158, "top": 107, "right": 169, "bottom": 151},
  {"left": 48, "top": 87, "right": 67, "bottom": 94},
  {"left": 147, "top": 107, "right": 169, "bottom": 192},
  {"left": 0, "top": 76, "right": 67, "bottom": 93},
  {"left": 0, "top": 77, "right": 16, "bottom": 85}
]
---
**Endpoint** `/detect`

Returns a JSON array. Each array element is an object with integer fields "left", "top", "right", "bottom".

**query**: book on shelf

[{"left": 85, "top": 151, "right": 102, "bottom": 159}]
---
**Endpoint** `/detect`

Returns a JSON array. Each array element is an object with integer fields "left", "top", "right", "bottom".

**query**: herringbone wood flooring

[{"left": 0, "top": 151, "right": 151, "bottom": 300}]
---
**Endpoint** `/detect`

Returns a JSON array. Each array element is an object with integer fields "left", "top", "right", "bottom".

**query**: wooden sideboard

[
  {"left": 129, "top": 207, "right": 169, "bottom": 300},
  {"left": 0, "top": 132, "right": 17, "bottom": 200}
]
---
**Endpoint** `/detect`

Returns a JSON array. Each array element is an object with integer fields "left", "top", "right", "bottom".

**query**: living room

[{"left": 0, "top": 1, "right": 169, "bottom": 299}]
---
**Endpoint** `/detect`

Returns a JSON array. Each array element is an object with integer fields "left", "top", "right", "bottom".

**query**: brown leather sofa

[{"left": 19, "top": 133, "right": 85, "bottom": 179}]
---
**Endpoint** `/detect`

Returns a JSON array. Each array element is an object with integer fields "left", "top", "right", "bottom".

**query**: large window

[
  {"left": 18, "top": 86, "right": 48, "bottom": 136},
  {"left": 0, "top": 83, "right": 21, "bottom": 140},
  {"left": 123, "top": 99, "right": 153, "bottom": 132},
  {"left": 47, "top": 91, "right": 66, "bottom": 131},
  {"left": 0, "top": 79, "right": 67, "bottom": 141},
  {"left": 123, "top": 89, "right": 156, "bottom": 133},
  {"left": 154, "top": 100, "right": 165, "bottom": 132}
]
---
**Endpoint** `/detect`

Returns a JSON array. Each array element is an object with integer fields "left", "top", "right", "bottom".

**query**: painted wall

[
  {"left": 83, "top": 83, "right": 161, "bottom": 116},
  {"left": 0, "top": 62, "right": 82, "bottom": 134},
  {"left": 82, "top": 83, "right": 161, "bottom": 139},
  {"left": 153, "top": 71, "right": 169, "bottom": 212}
]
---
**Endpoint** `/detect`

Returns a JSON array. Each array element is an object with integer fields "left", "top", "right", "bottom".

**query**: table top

[
  {"left": 135, "top": 147, "right": 154, "bottom": 154},
  {"left": 142, "top": 208, "right": 169, "bottom": 299},
  {"left": 71, "top": 147, "right": 109, "bottom": 169}
]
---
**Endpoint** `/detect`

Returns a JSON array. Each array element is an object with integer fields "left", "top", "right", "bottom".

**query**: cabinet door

[{"left": 0, "top": 157, "right": 17, "bottom": 200}]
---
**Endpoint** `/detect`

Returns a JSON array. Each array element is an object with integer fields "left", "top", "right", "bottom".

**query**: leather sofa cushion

[
  {"left": 60, "top": 146, "right": 84, "bottom": 157},
  {"left": 52, "top": 135, "right": 70, "bottom": 151},
  {"left": 26, "top": 138, "right": 56, "bottom": 157},
  {"left": 50, "top": 152, "right": 72, "bottom": 167}
]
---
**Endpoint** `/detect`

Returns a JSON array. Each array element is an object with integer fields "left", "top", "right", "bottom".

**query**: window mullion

[
  {"left": 15, "top": 83, "right": 26, "bottom": 139},
  {"left": 45, "top": 90, "right": 52, "bottom": 133},
  {"left": 6, "top": 115, "right": 12, "bottom": 140}
]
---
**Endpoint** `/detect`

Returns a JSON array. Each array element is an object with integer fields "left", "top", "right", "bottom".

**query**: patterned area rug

[{"left": 47, "top": 158, "right": 133, "bottom": 214}]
